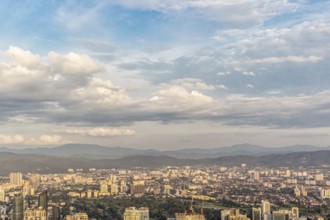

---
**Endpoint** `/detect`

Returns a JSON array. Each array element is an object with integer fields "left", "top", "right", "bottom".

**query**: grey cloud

[{"left": 2, "top": 46, "right": 330, "bottom": 129}]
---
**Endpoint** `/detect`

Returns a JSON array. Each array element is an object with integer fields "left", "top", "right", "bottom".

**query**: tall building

[
  {"left": 250, "top": 171, "right": 260, "bottom": 181},
  {"left": 109, "top": 174, "right": 117, "bottom": 183},
  {"left": 51, "top": 205, "right": 61, "bottom": 220},
  {"left": 294, "top": 187, "right": 301, "bottom": 197},
  {"left": 221, "top": 209, "right": 246, "bottom": 220},
  {"left": 23, "top": 181, "right": 34, "bottom": 197},
  {"left": 301, "top": 186, "right": 308, "bottom": 196},
  {"left": 252, "top": 208, "right": 261, "bottom": 220},
  {"left": 221, "top": 210, "right": 230, "bottom": 220},
  {"left": 292, "top": 207, "right": 299, "bottom": 218},
  {"left": 272, "top": 211, "right": 286, "bottom": 220},
  {"left": 263, "top": 213, "right": 271, "bottom": 220},
  {"left": 25, "top": 207, "right": 47, "bottom": 220},
  {"left": 124, "top": 207, "right": 149, "bottom": 220},
  {"left": 12, "top": 193, "right": 24, "bottom": 220},
  {"left": 261, "top": 200, "right": 270, "bottom": 220},
  {"left": 110, "top": 183, "right": 119, "bottom": 195},
  {"left": 229, "top": 208, "right": 240, "bottom": 217},
  {"left": 120, "top": 180, "right": 127, "bottom": 193},
  {"left": 0, "top": 189, "right": 5, "bottom": 202},
  {"left": 100, "top": 180, "right": 108, "bottom": 193},
  {"left": 10, "top": 173, "right": 23, "bottom": 186},
  {"left": 320, "top": 189, "right": 330, "bottom": 199},
  {"left": 38, "top": 191, "right": 48, "bottom": 216},
  {"left": 99, "top": 180, "right": 110, "bottom": 196},
  {"left": 131, "top": 181, "right": 145, "bottom": 195}
]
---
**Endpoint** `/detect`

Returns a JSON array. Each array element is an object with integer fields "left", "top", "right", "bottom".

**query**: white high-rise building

[
  {"left": 221, "top": 209, "right": 230, "bottom": 220},
  {"left": 0, "top": 189, "right": 5, "bottom": 202},
  {"left": 10, "top": 172, "right": 23, "bottom": 186},
  {"left": 250, "top": 171, "right": 260, "bottom": 181},
  {"left": 261, "top": 200, "right": 271, "bottom": 220}
]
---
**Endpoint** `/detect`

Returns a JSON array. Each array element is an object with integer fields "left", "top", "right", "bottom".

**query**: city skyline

[
  {"left": 0, "top": 1, "right": 330, "bottom": 149},
  {"left": 1, "top": 164, "right": 328, "bottom": 219}
]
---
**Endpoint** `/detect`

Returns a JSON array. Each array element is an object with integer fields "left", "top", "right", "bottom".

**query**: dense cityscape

[
  {"left": 0, "top": 164, "right": 329, "bottom": 219},
  {"left": 1, "top": 0, "right": 330, "bottom": 220}
]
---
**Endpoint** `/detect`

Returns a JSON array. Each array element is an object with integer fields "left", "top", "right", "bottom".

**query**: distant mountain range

[
  {"left": 0, "top": 150, "right": 329, "bottom": 175},
  {"left": 0, "top": 143, "right": 329, "bottom": 159}
]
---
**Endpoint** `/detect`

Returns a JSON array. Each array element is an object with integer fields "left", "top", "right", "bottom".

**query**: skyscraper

[
  {"left": 51, "top": 205, "right": 61, "bottom": 220},
  {"left": 261, "top": 200, "right": 270, "bottom": 220},
  {"left": 110, "top": 183, "right": 119, "bottom": 195},
  {"left": 12, "top": 193, "right": 24, "bottom": 220},
  {"left": 38, "top": 191, "right": 48, "bottom": 216},
  {"left": 10, "top": 173, "right": 23, "bottom": 186},
  {"left": 0, "top": 189, "right": 5, "bottom": 202},
  {"left": 252, "top": 208, "right": 261, "bottom": 220}
]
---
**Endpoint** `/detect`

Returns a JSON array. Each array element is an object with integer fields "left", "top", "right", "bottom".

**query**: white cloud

[
  {"left": 2, "top": 46, "right": 330, "bottom": 129},
  {"left": 0, "top": 135, "right": 24, "bottom": 144},
  {"left": 248, "top": 55, "right": 323, "bottom": 64},
  {"left": 71, "top": 77, "right": 132, "bottom": 106},
  {"left": 88, "top": 127, "right": 135, "bottom": 137},
  {"left": 169, "top": 78, "right": 215, "bottom": 91},
  {"left": 247, "top": 84, "right": 254, "bottom": 88},
  {"left": 242, "top": 71, "right": 255, "bottom": 76},
  {"left": 48, "top": 51, "right": 104, "bottom": 74},
  {"left": 217, "top": 85, "right": 228, "bottom": 90},
  {"left": 217, "top": 71, "right": 230, "bottom": 76},
  {"left": 0, "top": 134, "right": 66, "bottom": 145},
  {"left": 149, "top": 86, "right": 215, "bottom": 114},
  {"left": 4, "top": 46, "right": 40, "bottom": 69},
  {"left": 28, "top": 135, "right": 66, "bottom": 145},
  {"left": 152, "top": 86, "right": 213, "bottom": 103},
  {"left": 62, "top": 127, "right": 135, "bottom": 137}
]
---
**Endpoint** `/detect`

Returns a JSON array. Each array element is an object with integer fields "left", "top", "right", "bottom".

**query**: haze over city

[{"left": 0, "top": 0, "right": 329, "bottom": 149}]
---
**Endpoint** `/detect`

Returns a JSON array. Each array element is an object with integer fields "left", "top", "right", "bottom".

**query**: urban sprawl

[{"left": 0, "top": 164, "right": 329, "bottom": 219}]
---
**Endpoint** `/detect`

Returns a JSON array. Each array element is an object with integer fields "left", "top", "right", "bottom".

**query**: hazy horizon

[
  {"left": 1, "top": 142, "right": 330, "bottom": 152},
  {"left": 0, "top": 1, "right": 329, "bottom": 149}
]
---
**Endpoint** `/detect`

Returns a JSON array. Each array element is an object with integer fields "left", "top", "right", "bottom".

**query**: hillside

[
  {"left": 0, "top": 143, "right": 329, "bottom": 159},
  {"left": 0, "top": 150, "right": 329, "bottom": 175}
]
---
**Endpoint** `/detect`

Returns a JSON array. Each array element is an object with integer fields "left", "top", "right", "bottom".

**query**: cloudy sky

[{"left": 0, "top": 0, "right": 329, "bottom": 149}]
